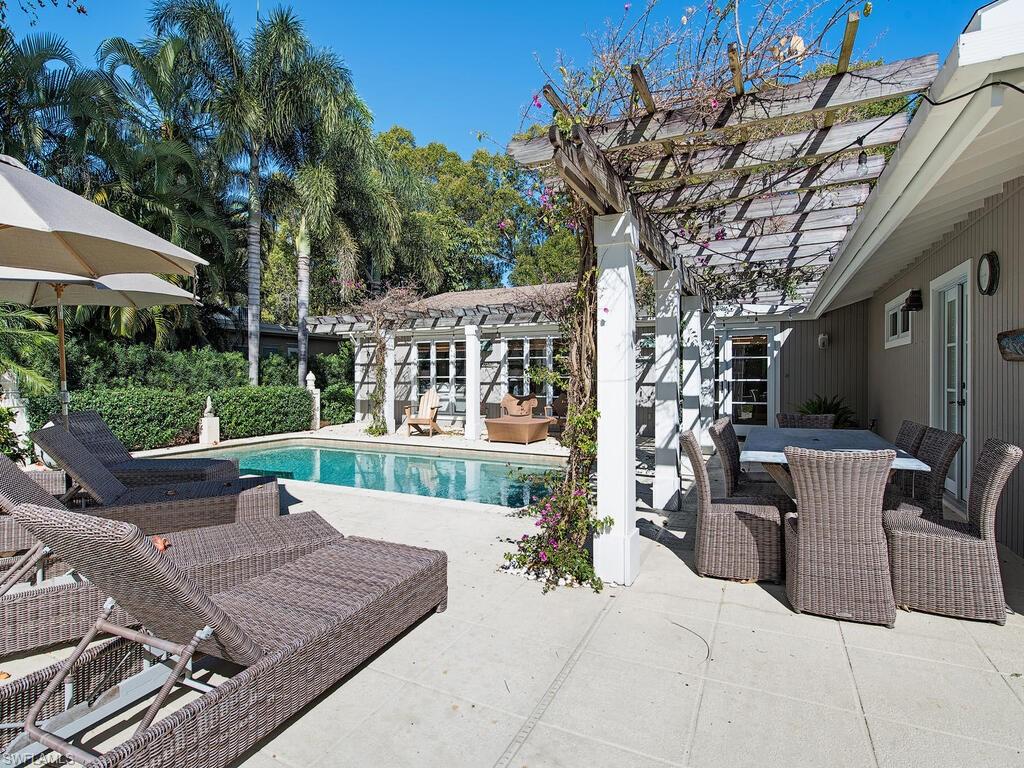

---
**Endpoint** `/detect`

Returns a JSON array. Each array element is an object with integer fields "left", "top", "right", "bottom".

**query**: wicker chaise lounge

[
  {"left": 486, "top": 393, "right": 550, "bottom": 445},
  {"left": 776, "top": 412, "right": 836, "bottom": 429},
  {"left": 29, "top": 424, "right": 277, "bottom": 529},
  {"left": 0, "top": 454, "right": 282, "bottom": 657},
  {"left": 681, "top": 431, "right": 790, "bottom": 582},
  {"left": 784, "top": 446, "right": 897, "bottom": 626},
  {"left": 64, "top": 410, "right": 239, "bottom": 486},
  {"left": 1, "top": 504, "right": 447, "bottom": 768},
  {"left": 884, "top": 438, "right": 1022, "bottom": 624}
]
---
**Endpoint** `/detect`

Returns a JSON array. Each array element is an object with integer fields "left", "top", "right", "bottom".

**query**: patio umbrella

[
  {"left": 0, "top": 267, "right": 199, "bottom": 425},
  {"left": 0, "top": 155, "right": 207, "bottom": 278}
]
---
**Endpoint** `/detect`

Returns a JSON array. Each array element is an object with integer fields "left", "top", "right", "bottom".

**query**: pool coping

[
  {"left": 136, "top": 429, "right": 568, "bottom": 468},
  {"left": 277, "top": 477, "right": 521, "bottom": 516}
]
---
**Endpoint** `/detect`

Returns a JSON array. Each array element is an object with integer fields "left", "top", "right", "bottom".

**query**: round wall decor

[{"left": 978, "top": 251, "right": 999, "bottom": 296}]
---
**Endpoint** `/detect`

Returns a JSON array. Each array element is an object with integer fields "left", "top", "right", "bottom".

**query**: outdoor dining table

[{"left": 739, "top": 427, "right": 931, "bottom": 498}]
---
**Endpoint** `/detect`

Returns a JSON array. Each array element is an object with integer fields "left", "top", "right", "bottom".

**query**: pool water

[{"left": 216, "top": 445, "right": 557, "bottom": 507}]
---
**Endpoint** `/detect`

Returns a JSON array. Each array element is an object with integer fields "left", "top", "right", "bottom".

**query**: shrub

[
  {"left": 321, "top": 382, "right": 354, "bottom": 424},
  {"left": 27, "top": 388, "right": 206, "bottom": 450},
  {"left": 310, "top": 344, "right": 354, "bottom": 388},
  {"left": 258, "top": 353, "right": 297, "bottom": 387},
  {"left": 798, "top": 394, "right": 857, "bottom": 428},
  {"left": 212, "top": 386, "right": 312, "bottom": 439}
]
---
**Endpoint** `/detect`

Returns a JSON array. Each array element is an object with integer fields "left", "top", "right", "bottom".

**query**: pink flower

[
  {"left": 710, "top": 98, "right": 720, "bottom": 110},
  {"left": 539, "top": 550, "right": 548, "bottom": 563},
  {"left": 499, "top": 220, "right": 508, "bottom": 231},
  {"left": 532, "top": 93, "right": 543, "bottom": 109}
]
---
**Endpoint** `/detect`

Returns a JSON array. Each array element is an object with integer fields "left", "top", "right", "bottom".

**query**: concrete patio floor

[{"left": 5, "top": 456, "right": 1024, "bottom": 767}]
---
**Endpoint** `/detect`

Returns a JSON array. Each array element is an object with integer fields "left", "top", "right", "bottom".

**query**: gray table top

[{"left": 740, "top": 427, "right": 931, "bottom": 471}]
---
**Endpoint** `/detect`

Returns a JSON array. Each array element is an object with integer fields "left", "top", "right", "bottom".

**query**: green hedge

[
  {"left": 321, "top": 382, "right": 355, "bottom": 424},
  {"left": 27, "top": 388, "right": 206, "bottom": 450},
  {"left": 28, "top": 385, "right": 313, "bottom": 450},
  {"left": 211, "top": 386, "right": 313, "bottom": 440}
]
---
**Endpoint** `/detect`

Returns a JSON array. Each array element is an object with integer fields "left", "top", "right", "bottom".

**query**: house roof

[
  {"left": 406, "top": 283, "right": 575, "bottom": 313},
  {"left": 811, "top": 0, "right": 1024, "bottom": 314}
]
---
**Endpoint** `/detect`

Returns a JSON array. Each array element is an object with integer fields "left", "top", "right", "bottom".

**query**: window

[
  {"left": 505, "top": 336, "right": 560, "bottom": 409},
  {"left": 884, "top": 291, "right": 913, "bottom": 349},
  {"left": 415, "top": 340, "right": 469, "bottom": 415}
]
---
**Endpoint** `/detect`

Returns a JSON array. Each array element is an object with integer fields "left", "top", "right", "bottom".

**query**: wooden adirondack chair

[{"left": 405, "top": 387, "right": 445, "bottom": 436}]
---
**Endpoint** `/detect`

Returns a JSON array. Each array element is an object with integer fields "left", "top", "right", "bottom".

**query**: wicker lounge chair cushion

[{"left": 215, "top": 536, "right": 446, "bottom": 650}]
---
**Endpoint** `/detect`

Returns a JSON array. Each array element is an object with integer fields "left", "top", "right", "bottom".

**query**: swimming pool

[{"left": 210, "top": 444, "right": 558, "bottom": 507}]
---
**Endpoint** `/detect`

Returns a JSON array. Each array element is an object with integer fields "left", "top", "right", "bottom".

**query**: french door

[
  {"left": 717, "top": 327, "right": 778, "bottom": 436},
  {"left": 938, "top": 279, "right": 969, "bottom": 500},
  {"left": 416, "top": 340, "right": 467, "bottom": 417}
]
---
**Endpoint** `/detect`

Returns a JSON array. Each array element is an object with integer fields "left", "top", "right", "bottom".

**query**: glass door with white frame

[
  {"left": 940, "top": 282, "right": 969, "bottom": 500},
  {"left": 719, "top": 330, "right": 775, "bottom": 436}
]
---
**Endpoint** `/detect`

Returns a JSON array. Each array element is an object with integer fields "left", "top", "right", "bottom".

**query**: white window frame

[
  {"left": 884, "top": 290, "right": 913, "bottom": 349},
  {"left": 502, "top": 334, "right": 559, "bottom": 406},
  {"left": 413, "top": 339, "right": 467, "bottom": 416}
]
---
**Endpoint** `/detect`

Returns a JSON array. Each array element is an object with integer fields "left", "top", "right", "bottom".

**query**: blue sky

[{"left": 8, "top": 0, "right": 979, "bottom": 158}]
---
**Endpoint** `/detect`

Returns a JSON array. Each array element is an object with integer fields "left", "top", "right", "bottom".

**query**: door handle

[{"left": 947, "top": 399, "right": 966, "bottom": 406}]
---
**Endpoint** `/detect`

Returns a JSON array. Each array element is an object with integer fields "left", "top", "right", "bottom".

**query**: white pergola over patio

[{"left": 506, "top": 15, "right": 938, "bottom": 585}]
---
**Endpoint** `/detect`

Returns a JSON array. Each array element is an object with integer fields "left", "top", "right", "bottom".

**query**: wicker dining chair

[
  {"left": 784, "top": 446, "right": 897, "bottom": 626},
  {"left": 681, "top": 430, "right": 789, "bottom": 582},
  {"left": 776, "top": 412, "right": 836, "bottom": 429},
  {"left": 708, "top": 417, "right": 780, "bottom": 497},
  {"left": 892, "top": 419, "right": 928, "bottom": 495},
  {"left": 888, "top": 427, "right": 964, "bottom": 518},
  {"left": 884, "top": 439, "right": 1022, "bottom": 624}
]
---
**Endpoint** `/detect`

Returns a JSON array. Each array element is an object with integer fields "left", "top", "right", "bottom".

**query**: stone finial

[
  {"left": 204, "top": 396, "right": 214, "bottom": 417},
  {"left": 305, "top": 371, "right": 317, "bottom": 389}
]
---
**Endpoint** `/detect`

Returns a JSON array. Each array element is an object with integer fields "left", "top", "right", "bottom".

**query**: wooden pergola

[
  {"left": 508, "top": 13, "right": 938, "bottom": 314},
  {"left": 505, "top": 15, "right": 938, "bottom": 585}
]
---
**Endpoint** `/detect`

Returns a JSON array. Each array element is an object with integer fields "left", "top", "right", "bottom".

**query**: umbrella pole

[{"left": 55, "top": 285, "right": 69, "bottom": 429}]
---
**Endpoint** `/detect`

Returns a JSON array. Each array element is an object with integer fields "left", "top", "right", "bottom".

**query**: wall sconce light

[
  {"left": 817, "top": 333, "right": 830, "bottom": 349},
  {"left": 901, "top": 289, "right": 924, "bottom": 313}
]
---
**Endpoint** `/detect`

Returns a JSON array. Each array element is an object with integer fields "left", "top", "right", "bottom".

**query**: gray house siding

[
  {"left": 779, "top": 300, "right": 870, "bottom": 426},
  {"left": 865, "top": 176, "right": 1024, "bottom": 554}
]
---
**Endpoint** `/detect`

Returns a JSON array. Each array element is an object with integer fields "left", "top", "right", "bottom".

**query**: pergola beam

[
  {"left": 691, "top": 242, "right": 839, "bottom": 267},
  {"left": 631, "top": 113, "right": 908, "bottom": 182},
  {"left": 550, "top": 125, "right": 702, "bottom": 297},
  {"left": 823, "top": 12, "right": 861, "bottom": 128},
  {"left": 630, "top": 64, "right": 658, "bottom": 114},
  {"left": 666, "top": 186, "right": 869, "bottom": 231},
  {"left": 639, "top": 154, "right": 883, "bottom": 211},
  {"left": 674, "top": 226, "right": 848, "bottom": 258},
  {"left": 675, "top": 203, "right": 862, "bottom": 243},
  {"left": 728, "top": 43, "right": 745, "bottom": 96},
  {"left": 508, "top": 54, "right": 937, "bottom": 166}
]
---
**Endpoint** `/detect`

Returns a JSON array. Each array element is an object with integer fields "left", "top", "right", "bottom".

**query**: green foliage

[
  {"left": 211, "top": 386, "right": 312, "bottom": 440},
  {"left": 503, "top": 484, "right": 613, "bottom": 592},
  {"left": 310, "top": 344, "right": 354, "bottom": 389},
  {"left": 258, "top": 353, "right": 296, "bottom": 387},
  {"left": 0, "top": 406, "right": 30, "bottom": 462},
  {"left": 27, "top": 388, "right": 206, "bottom": 450},
  {"left": 321, "top": 382, "right": 355, "bottom": 425},
  {"left": 509, "top": 228, "right": 580, "bottom": 286},
  {"left": 798, "top": 394, "right": 857, "bottom": 429},
  {"left": 0, "top": 305, "right": 58, "bottom": 395}
]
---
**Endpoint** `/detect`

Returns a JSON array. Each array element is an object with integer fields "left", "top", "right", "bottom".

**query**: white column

[
  {"left": 593, "top": 211, "right": 640, "bottom": 586},
  {"left": 682, "top": 297, "right": 715, "bottom": 449},
  {"left": 384, "top": 332, "right": 396, "bottom": 434},
  {"left": 653, "top": 269, "right": 681, "bottom": 511},
  {"left": 464, "top": 325, "right": 481, "bottom": 440}
]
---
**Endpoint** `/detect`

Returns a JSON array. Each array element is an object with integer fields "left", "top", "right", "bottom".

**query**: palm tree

[
  {"left": 0, "top": 27, "right": 76, "bottom": 164},
  {"left": 151, "top": 0, "right": 348, "bottom": 383},
  {"left": 0, "top": 305, "right": 57, "bottom": 394}
]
